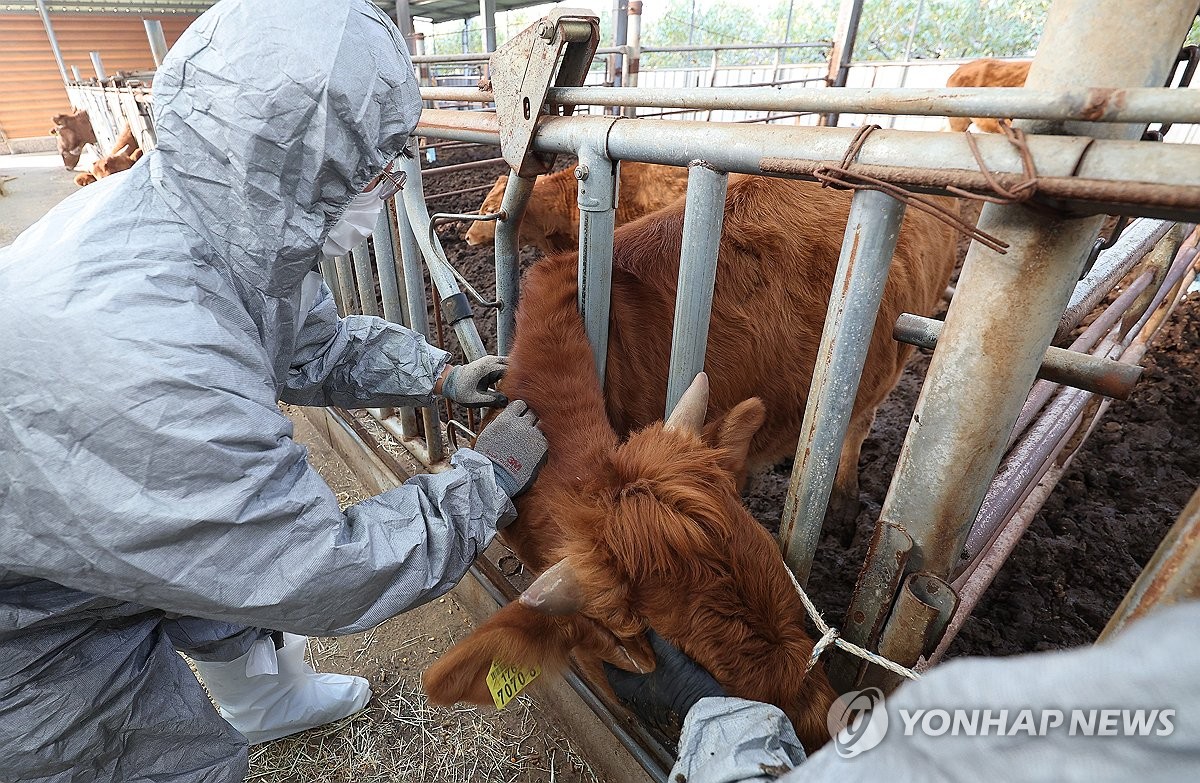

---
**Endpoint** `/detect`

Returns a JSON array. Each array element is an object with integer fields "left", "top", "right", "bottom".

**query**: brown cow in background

[
  {"left": 50, "top": 110, "right": 98, "bottom": 170},
  {"left": 945, "top": 58, "right": 1032, "bottom": 132},
  {"left": 423, "top": 175, "right": 958, "bottom": 750},
  {"left": 464, "top": 162, "right": 690, "bottom": 254},
  {"left": 73, "top": 124, "right": 143, "bottom": 187}
]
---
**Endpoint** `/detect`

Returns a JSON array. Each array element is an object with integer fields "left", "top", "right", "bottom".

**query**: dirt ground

[{"left": 423, "top": 144, "right": 1200, "bottom": 660}]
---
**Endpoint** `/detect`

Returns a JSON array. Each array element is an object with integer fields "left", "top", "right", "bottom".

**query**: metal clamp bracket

[{"left": 489, "top": 8, "right": 600, "bottom": 177}]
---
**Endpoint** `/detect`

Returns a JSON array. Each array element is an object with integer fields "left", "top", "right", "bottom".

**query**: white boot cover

[{"left": 193, "top": 633, "right": 371, "bottom": 745}]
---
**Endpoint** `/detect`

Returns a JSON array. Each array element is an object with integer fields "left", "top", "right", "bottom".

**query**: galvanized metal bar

[
  {"left": 623, "top": 0, "right": 642, "bottom": 118},
  {"left": 384, "top": 200, "right": 421, "bottom": 440},
  {"left": 420, "top": 157, "right": 508, "bottom": 178},
  {"left": 575, "top": 147, "right": 619, "bottom": 384},
  {"left": 143, "top": 19, "right": 168, "bottom": 67},
  {"left": 479, "top": 0, "right": 497, "bottom": 53},
  {"left": 664, "top": 162, "right": 729, "bottom": 417},
  {"left": 395, "top": 150, "right": 488, "bottom": 362},
  {"left": 823, "top": 0, "right": 865, "bottom": 125},
  {"left": 875, "top": 0, "right": 1196, "bottom": 584},
  {"left": 332, "top": 254, "right": 358, "bottom": 316},
  {"left": 36, "top": 0, "right": 69, "bottom": 85},
  {"left": 89, "top": 51, "right": 107, "bottom": 81},
  {"left": 417, "top": 84, "right": 1200, "bottom": 126},
  {"left": 372, "top": 208, "right": 404, "bottom": 325},
  {"left": 351, "top": 241, "right": 380, "bottom": 318},
  {"left": 895, "top": 314, "right": 1143, "bottom": 400},
  {"left": 779, "top": 191, "right": 907, "bottom": 585},
  {"left": 495, "top": 172, "right": 535, "bottom": 355},
  {"left": 1100, "top": 486, "right": 1200, "bottom": 642},
  {"left": 413, "top": 110, "right": 1200, "bottom": 222},
  {"left": 826, "top": 521, "right": 913, "bottom": 694},
  {"left": 392, "top": 192, "right": 446, "bottom": 465},
  {"left": 1055, "top": 219, "right": 1175, "bottom": 342},
  {"left": 317, "top": 255, "right": 342, "bottom": 314}
]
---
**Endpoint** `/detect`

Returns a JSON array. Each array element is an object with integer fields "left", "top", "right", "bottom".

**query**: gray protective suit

[
  {"left": 0, "top": 1, "right": 513, "bottom": 780},
  {"left": 672, "top": 602, "right": 1200, "bottom": 782}
]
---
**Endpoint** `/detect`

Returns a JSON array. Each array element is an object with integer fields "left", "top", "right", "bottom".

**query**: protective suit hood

[{"left": 149, "top": 0, "right": 419, "bottom": 303}]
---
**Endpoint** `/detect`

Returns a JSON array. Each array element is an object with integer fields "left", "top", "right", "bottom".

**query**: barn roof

[{"left": 0, "top": 0, "right": 551, "bottom": 23}]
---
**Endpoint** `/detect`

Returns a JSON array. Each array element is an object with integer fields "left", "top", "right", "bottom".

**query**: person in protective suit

[
  {"left": 0, "top": 1, "right": 546, "bottom": 780},
  {"left": 609, "top": 602, "right": 1200, "bottom": 782}
]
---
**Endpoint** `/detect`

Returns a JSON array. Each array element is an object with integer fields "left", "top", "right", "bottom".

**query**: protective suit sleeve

[
  {"left": 280, "top": 283, "right": 450, "bottom": 409},
  {"left": 2, "top": 372, "right": 515, "bottom": 636},
  {"left": 671, "top": 697, "right": 807, "bottom": 783},
  {"left": 674, "top": 602, "right": 1200, "bottom": 783}
]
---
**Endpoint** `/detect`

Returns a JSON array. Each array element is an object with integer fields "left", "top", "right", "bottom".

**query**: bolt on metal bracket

[{"left": 489, "top": 8, "right": 600, "bottom": 178}]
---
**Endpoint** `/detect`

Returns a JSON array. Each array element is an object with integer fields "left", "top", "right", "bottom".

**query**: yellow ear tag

[{"left": 486, "top": 661, "right": 542, "bottom": 709}]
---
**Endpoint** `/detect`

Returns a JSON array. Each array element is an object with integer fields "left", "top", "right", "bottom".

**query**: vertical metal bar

[
  {"left": 664, "top": 162, "right": 728, "bottom": 417},
  {"left": 385, "top": 199, "right": 420, "bottom": 439},
  {"left": 779, "top": 190, "right": 907, "bottom": 585},
  {"left": 333, "top": 254, "right": 358, "bottom": 316},
  {"left": 394, "top": 149, "right": 488, "bottom": 361},
  {"left": 575, "top": 149, "right": 619, "bottom": 385},
  {"left": 35, "top": 0, "right": 69, "bottom": 86},
  {"left": 351, "top": 241, "right": 380, "bottom": 318},
  {"left": 623, "top": 1, "right": 643, "bottom": 118},
  {"left": 90, "top": 51, "right": 107, "bottom": 81},
  {"left": 143, "top": 19, "right": 168, "bottom": 67},
  {"left": 875, "top": 0, "right": 1196, "bottom": 591},
  {"left": 318, "top": 255, "right": 341, "bottom": 312},
  {"left": 373, "top": 207, "right": 404, "bottom": 324},
  {"left": 612, "top": 0, "right": 629, "bottom": 87},
  {"left": 394, "top": 0, "right": 416, "bottom": 53},
  {"left": 822, "top": 0, "right": 865, "bottom": 126},
  {"left": 393, "top": 196, "right": 446, "bottom": 463},
  {"left": 495, "top": 172, "right": 535, "bottom": 355},
  {"left": 479, "top": 0, "right": 497, "bottom": 53}
]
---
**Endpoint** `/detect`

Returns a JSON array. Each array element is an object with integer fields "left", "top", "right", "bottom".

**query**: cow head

[
  {"left": 464, "top": 175, "right": 507, "bottom": 246},
  {"left": 423, "top": 374, "right": 836, "bottom": 748}
]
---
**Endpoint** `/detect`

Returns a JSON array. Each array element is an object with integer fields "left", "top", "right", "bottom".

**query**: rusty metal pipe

[
  {"left": 1055, "top": 219, "right": 1175, "bottom": 343},
  {"left": 894, "top": 314, "right": 1142, "bottom": 400},
  {"left": 421, "top": 157, "right": 508, "bottom": 178},
  {"left": 414, "top": 110, "right": 1200, "bottom": 222},
  {"left": 827, "top": 521, "right": 912, "bottom": 694},
  {"left": 861, "top": 573, "right": 957, "bottom": 694}
]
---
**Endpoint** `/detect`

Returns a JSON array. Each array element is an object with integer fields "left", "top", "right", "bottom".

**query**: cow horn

[
  {"left": 664, "top": 372, "right": 709, "bottom": 434},
  {"left": 518, "top": 558, "right": 583, "bottom": 615}
]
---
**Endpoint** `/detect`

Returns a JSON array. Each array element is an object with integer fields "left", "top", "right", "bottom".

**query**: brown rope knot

[{"left": 812, "top": 124, "right": 1014, "bottom": 254}]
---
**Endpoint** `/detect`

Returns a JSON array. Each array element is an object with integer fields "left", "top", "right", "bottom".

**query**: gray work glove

[
  {"left": 604, "top": 629, "right": 727, "bottom": 731},
  {"left": 441, "top": 355, "right": 508, "bottom": 408},
  {"left": 472, "top": 400, "right": 547, "bottom": 498}
]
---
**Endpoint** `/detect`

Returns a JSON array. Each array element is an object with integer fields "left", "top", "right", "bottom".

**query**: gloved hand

[
  {"left": 472, "top": 400, "right": 547, "bottom": 498},
  {"left": 604, "top": 629, "right": 727, "bottom": 730},
  {"left": 441, "top": 355, "right": 508, "bottom": 408}
]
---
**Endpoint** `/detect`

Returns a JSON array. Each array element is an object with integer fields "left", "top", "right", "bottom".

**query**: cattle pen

[{"left": 50, "top": 1, "right": 1200, "bottom": 780}]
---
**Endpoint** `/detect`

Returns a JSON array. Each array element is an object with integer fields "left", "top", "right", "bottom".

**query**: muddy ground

[{"left": 421, "top": 143, "right": 1200, "bottom": 660}]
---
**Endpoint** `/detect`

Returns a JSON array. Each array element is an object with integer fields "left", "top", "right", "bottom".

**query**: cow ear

[
  {"left": 703, "top": 398, "right": 766, "bottom": 490},
  {"left": 423, "top": 601, "right": 573, "bottom": 706}
]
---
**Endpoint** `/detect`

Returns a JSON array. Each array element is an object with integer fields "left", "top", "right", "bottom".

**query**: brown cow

[
  {"left": 49, "top": 110, "right": 97, "bottom": 170},
  {"left": 422, "top": 175, "right": 958, "bottom": 750},
  {"left": 945, "top": 58, "right": 1032, "bottom": 133},
  {"left": 74, "top": 124, "right": 143, "bottom": 187},
  {"left": 463, "top": 162, "right": 690, "bottom": 254}
]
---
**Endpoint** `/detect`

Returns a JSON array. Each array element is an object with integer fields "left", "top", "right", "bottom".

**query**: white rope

[{"left": 785, "top": 568, "right": 922, "bottom": 682}]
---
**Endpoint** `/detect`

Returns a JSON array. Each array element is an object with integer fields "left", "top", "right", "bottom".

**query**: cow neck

[{"left": 503, "top": 254, "right": 618, "bottom": 482}]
